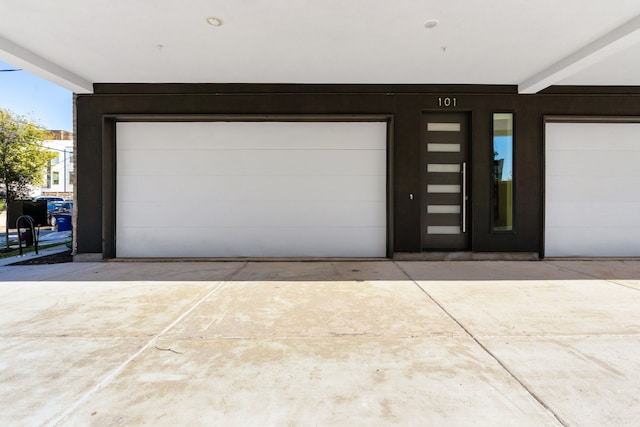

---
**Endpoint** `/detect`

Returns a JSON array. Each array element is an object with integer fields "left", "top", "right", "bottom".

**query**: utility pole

[{"left": 63, "top": 148, "right": 67, "bottom": 193}]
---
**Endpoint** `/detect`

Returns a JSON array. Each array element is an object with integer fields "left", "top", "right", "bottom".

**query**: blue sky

[
  {"left": 0, "top": 60, "right": 73, "bottom": 131},
  {"left": 494, "top": 135, "right": 513, "bottom": 180}
]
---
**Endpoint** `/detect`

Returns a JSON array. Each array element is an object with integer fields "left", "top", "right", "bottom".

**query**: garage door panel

[
  {"left": 117, "top": 175, "right": 386, "bottom": 203},
  {"left": 546, "top": 176, "right": 640, "bottom": 203},
  {"left": 545, "top": 227, "right": 640, "bottom": 257},
  {"left": 546, "top": 151, "right": 640, "bottom": 177},
  {"left": 117, "top": 121, "right": 386, "bottom": 151},
  {"left": 546, "top": 123, "right": 640, "bottom": 151},
  {"left": 545, "top": 202, "right": 640, "bottom": 227},
  {"left": 117, "top": 226, "right": 387, "bottom": 258},
  {"left": 118, "top": 200, "right": 386, "bottom": 228},
  {"left": 116, "top": 121, "right": 387, "bottom": 258},
  {"left": 546, "top": 121, "right": 640, "bottom": 257},
  {"left": 118, "top": 149, "right": 385, "bottom": 177}
]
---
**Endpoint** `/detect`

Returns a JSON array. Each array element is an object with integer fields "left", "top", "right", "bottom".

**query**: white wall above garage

[{"left": 2, "top": 1, "right": 640, "bottom": 93}]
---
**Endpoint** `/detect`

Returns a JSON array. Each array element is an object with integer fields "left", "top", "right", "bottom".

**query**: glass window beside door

[{"left": 492, "top": 113, "right": 513, "bottom": 231}]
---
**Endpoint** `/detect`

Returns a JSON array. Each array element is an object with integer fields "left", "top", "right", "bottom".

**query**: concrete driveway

[{"left": 1, "top": 260, "right": 639, "bottom": 426}]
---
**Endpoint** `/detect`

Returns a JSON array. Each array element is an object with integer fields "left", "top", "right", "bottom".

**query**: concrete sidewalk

[{"left": 1, "top": 260, "right": 639, "bottom": 426}]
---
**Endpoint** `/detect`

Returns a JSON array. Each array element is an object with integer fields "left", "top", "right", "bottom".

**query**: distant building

[{"left": 39, "top": 130, "right": 74, "bottom": 198}]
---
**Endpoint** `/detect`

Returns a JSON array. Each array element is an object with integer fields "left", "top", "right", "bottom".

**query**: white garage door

[
  {"left": 116, "top": 121, "right": 387, "bottom": 258},
  {"left": 545, "top": 121, "right": 640, "bottom": 257}
]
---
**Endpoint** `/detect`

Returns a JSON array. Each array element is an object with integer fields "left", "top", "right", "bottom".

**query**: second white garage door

[
  {"left": 545, "top": 121, "right": 640, "bottom": 257},
  {"left": 116, "top": 121, "right": 387, "bottom": 258}
]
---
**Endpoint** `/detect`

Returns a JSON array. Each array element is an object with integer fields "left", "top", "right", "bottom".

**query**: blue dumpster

[{"left": 54, "top": 213, "right": 72, "bottom": 232}]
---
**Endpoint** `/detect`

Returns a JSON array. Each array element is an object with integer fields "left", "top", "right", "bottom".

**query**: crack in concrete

[{"left": 47, "top": 280, "right": 228, "bottom": 426}]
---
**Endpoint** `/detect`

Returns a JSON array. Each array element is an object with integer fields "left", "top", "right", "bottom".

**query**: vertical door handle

[{"left": 462, "top": 162, "right": 467, "bottom": 233}]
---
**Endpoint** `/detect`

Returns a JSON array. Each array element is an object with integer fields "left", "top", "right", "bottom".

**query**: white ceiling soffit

[
  {"left": 519, "top": 14, "right": 640, "bottom": 93},
  {"left": 0, "top": 35, "right": 92, "bottom": 93},
  {"left": 2, "top": 1, "right": 640, "bottom": 94}
]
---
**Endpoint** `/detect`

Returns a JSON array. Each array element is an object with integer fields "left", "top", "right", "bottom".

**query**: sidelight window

[{"left": 492, "top": 113, "right": 513, "bottom": 231}]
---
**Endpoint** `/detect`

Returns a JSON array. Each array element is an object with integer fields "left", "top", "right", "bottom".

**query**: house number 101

[{"left": 438, "top": 97, "right": 457, "bottom": 107}]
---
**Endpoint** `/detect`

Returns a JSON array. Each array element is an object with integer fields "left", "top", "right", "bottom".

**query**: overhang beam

[
  {"left": 0, "top": 35, "right": 93, "bottom": 94},
  {"left": 518, "top": 14, "right": 640, "bottom": 94}
]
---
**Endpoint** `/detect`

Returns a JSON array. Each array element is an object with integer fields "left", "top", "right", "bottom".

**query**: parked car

[
  {"left": 49, "top": 201, "right": 73, "bottom": 227},
  {"left": 37, "top": 196, "right": 65, "bottom": 202},
  {"left": 46, "top": 202, "right": 61, "bottom": 225},
  {"left": 57, "top": 201, "right": 73, "bottom": 213}
]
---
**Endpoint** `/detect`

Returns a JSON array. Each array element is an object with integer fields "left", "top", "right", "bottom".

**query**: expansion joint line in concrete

[
  {"left": 227, "top": 261, "right": 249, "bottom": 280},
  {"left": 46, "top": 281, "right": 227, "bottom": 427},
  {"left": 392, "top": 261, "right": 569, "bottom": 427},
  {"left": 543, "top": 260, "right": 640, "bottom": 293}
]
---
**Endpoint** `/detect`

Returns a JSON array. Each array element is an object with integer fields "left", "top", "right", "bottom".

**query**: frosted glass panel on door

[
  {"left": 427, "top": 205, "right": 461, "bottom": 214},
  {"left": 427, "top": 144, "right": 460, "bottom": 152},
  {"left": 427, "top": 123, "right": 461, "bottom": 132},
  {"left": 427, "top": 226, "right": 461, "bottom": 235},
  {"left": 427, "top": 185, "right": 461, "bottom": 193},
  {"left": 427, "top": 164, "right": 461, "bottom": 173}
]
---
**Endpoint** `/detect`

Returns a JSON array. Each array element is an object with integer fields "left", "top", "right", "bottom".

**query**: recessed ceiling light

[
  {"left": 424, "top": 19, "right": 439, "bottom": 29},
  {"left": 207, "top": 16, "right": 223, "bottom": 27}
]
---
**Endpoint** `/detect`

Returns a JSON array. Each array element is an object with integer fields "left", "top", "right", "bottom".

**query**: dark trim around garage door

[{"left": 102, "top": 114, "right": 395, "bottom": 259}]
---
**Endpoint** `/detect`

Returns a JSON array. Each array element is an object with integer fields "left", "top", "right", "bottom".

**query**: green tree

[{"left": 0, "top": 109, "right": 56, "bottom": 250}]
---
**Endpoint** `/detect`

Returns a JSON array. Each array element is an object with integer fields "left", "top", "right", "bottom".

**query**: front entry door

[{"left": 421, "top": 112, "right": 469, "bottom": 250}]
